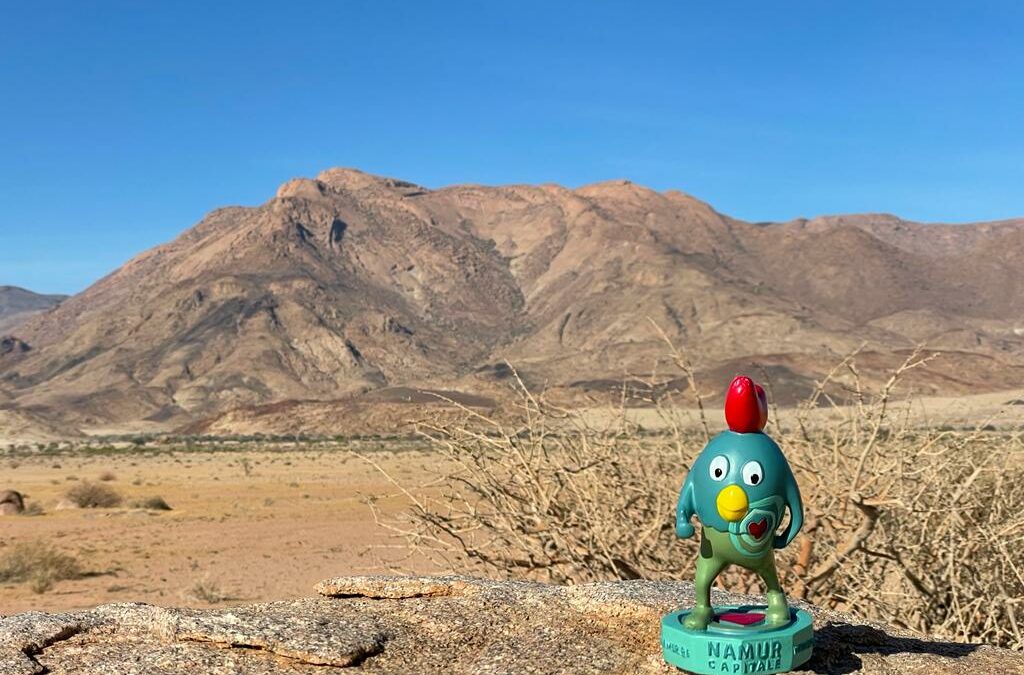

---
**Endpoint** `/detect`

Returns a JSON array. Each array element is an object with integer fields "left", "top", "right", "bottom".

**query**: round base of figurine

[{"left": 661, "top": 605, "right": 813, "bottom": 674}]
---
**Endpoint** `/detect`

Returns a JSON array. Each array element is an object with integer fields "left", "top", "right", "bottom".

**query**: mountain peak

[
  {"left": 315, "top": 167, "right": 377, "bottom": 187},
  {"left": 3, "top": 169, "right": 1024, "bottom": 437},
  {"left": 0, "top": 287, "right": 67, "bottom": 335},
  {"left": 314, "top": 168, "right": 426, "bottom": 194}
]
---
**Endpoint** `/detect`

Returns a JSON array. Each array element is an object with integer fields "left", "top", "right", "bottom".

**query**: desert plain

[
  {"left": 3, "top": 388, "right": 1022, "bottom": 617},
  {"left": 0, "top": 440, "right": 439, "bottom": 615}
]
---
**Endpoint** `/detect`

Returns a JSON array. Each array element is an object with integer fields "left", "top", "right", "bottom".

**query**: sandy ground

[{"left": 0, "top": 446, "right": 445, "bottom": 615}]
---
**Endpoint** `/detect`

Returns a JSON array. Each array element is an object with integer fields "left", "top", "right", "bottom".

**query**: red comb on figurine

[{"left": 724, "top": 375, "right": 768, "bottom": 433}]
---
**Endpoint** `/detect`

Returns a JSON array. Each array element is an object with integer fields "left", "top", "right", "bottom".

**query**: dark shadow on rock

[{"left": 797, "top": 622, "right": 980, "bottom": 675}]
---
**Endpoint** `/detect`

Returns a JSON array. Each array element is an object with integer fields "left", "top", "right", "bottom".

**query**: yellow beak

[{"left": 716, "top": 485, "right": 749, "bottom": 522}]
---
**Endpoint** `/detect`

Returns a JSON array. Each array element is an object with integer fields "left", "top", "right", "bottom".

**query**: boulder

[
  {"left": 0, "top": 338, "right": 30, "bottom": 357},
  {"left": 0, "top": 575, "right": 1021, "bottom": 674},
  {"left": 0, "top": 490, "right": 24, "bottom": 516}
]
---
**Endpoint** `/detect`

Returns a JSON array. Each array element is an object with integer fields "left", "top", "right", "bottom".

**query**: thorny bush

[{"left": 370, "top": 345, "right": 1024, "bottom": 650}]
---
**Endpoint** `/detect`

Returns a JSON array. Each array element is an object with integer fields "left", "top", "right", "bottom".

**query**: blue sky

[{"left": 1, "top": 1, "right": 1021, "bottom": 294}]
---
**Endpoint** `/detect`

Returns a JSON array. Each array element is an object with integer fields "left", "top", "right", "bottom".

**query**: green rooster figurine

[{"left": 661, "top": 376, "right": 812, "bottom": 674}]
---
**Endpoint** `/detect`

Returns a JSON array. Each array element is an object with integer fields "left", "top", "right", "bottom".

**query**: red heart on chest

[{"left": 747, "top": 518, "right": 768, "bottom": 539}]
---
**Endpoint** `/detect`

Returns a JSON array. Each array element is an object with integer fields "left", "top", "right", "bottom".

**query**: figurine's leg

[
  {"left": 754, "top": 555, "right": 790, "bottom": 626},
  {"left": 684, "top": 535, "right": 726, "bottom": 630}
]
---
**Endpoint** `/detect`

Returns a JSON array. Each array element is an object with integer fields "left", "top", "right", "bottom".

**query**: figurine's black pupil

[
  {"left": 714, "top": 469, "right": 722, "bottom": 477},
  {"left": 751, "top": 474, "right": 760, "bottom": 484}
]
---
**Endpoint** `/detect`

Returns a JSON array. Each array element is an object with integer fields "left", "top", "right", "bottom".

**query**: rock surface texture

[{"left": 1, "top": 575, "right": 1020, "bottom": 674}]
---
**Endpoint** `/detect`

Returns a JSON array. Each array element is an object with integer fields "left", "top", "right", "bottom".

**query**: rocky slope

[
  {"left": 0, "top": 288, "right": 66, "bottom": 336},
  {"left": 3, "top": 169, "right": 1024, "bottom": 435},
  {"left": 1, "top": 575, "right": 1020, "bottom": 674}
]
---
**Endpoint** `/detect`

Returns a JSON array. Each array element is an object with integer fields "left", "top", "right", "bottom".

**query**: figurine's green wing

[
  {"left": 774, "top": 473, "right": 804, "bottom": 549},
  {"left": 675, "top": 474, "right": 696, "bottom": 539}
]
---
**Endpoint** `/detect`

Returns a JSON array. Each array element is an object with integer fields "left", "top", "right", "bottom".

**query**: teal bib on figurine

[{"left": 661, "top": 376, "right": 813, "bottom": 674}]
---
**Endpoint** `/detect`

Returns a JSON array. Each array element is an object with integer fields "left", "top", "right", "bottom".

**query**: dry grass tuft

[
  {"left": 64, "top": 481, "right": 123, "bottom": 508},
  {"left": 186, "top": 577, "right": 227, "bottom": 604},
  {"left": 0, "top": 541, "right": 84, "bottom": 594},
  {"left": 98, "top": 471, "right": 117, "bottom": 482},
  {"left": 375, "top": 344, "right": 1024, "bottom": 650}
]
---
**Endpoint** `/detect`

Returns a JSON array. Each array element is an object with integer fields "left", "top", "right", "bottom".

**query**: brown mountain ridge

[
  {"left": 2, "top": 168, "right": 1023, "bottom": 436},
  {"left": 0, "top": 286, "right": 67, "bottom": 336}
]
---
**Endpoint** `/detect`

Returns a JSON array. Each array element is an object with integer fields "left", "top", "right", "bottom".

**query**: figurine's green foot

[
  {"left": 765, "top": 590, "right": 790, "bottom": 626},
  {"left": 683, "top": 605, "right": 714, "bottom": 630}
]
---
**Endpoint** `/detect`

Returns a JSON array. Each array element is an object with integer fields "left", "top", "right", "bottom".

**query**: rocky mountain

[
  {"left": 0, "top": 287, "right": 66, "bottom": 336},
  {"left": 2, "top": 575, "right": 1020, "bottom": 673},
  {"left": 2, "top": 168, "right": 1023, "bottom": 435}
]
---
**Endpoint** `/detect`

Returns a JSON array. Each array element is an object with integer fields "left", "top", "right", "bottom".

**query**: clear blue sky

[{"left": 1, "top": 1, "right": 1021, "bottom": 294}]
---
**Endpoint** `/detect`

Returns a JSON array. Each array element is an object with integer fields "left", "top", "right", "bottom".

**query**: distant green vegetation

[{"left": 0, "top": 434, "right": 432, "bottom": 459}]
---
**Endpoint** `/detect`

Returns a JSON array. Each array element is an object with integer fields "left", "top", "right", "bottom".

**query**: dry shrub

[
  {"left": 98, "top": 471, "right": 117, "bottom": 482},
  {"left": 132, "top": 496, "right": 172, "bottom": 511},
  {"left": 377, "top": 348, "right": 1024, "bottom": 650},
  {"left": 778, "top": 346, "right": 1024, "bottom": 651},
  {"left": 0, "top": 541, "right": 83, "bottom": 593},
  {"left": 22, "top": 502, "right": 44, "bottom": 516},
  {"left": 372, "top": 384, "right": 686, "bottom": 582},
  {"left": 65, "top": 481, "right": 123, "bottom": 508}
]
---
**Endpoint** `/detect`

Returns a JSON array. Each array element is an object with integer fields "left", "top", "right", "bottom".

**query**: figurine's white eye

[
  {"left": 742, "top": 461, "right": 764, "bottom": 486},
  {"left": 709, "top": 456, "right": 729, "bottom": 481}
]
